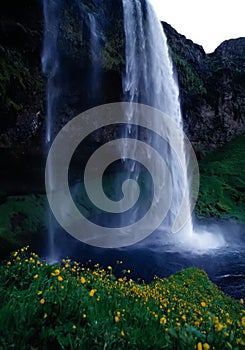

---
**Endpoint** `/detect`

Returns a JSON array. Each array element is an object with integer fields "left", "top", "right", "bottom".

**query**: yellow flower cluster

[{"left": 5, "top": 248, "right": 245, "bottom": 349}]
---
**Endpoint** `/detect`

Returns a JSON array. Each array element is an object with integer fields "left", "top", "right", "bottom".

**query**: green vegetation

[
  {"left": 0, "top": 247, "right": 244, "bottom": 349},
  {"left": 0, "top": 49, "right": 42, "bottom": 118},
  {"left": 195, "top": 134, "right": 245, "bottom": 222},
  {"left": 170, "top": 50, "right": 207, "bottom": 96},
  {"left": 0, "top": 195, "right": 46, "bottom": 255}
]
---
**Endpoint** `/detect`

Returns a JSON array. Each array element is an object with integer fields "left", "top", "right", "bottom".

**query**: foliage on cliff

[
  {"left": 0, "top": 0, "right": 44, "bottom": 136},
  {"left": 195, "top": 134, "right": 245, "bottom": 222}
]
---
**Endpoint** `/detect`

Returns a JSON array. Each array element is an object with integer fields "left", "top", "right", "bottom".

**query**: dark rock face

[
  {"left": 0, "top": 2, "right": 244, "bottom": 157},
  {"left": 0, "top": 0, "right": 44, "bottom": 161},
  {"left": 163, "top": 22, "right": 245, "bottom": 152}
]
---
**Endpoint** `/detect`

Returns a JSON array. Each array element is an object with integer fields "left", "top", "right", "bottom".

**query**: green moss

[
  {"left": 195, "top": 134, "right": 245, "bottom": 222},
  {"left": 102, "top": 37, "right": 124, "bottom": 72},
  {"left": 170, "top": 50, "right": 207, "bottom": 95},
  {"left": 0, "top": 49, "right": 43, "bottom": 118}
]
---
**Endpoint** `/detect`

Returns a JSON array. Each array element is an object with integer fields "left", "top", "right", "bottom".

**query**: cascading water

[
  {"left": 41, "top": 0, "right": 105, "bottom": 260},
  {"left": 121, "top": 0, "right": 194, "bottom": 238},
  {"left": 42, "top": 0, "right": 224, "bottom": 257},
  {"left": 120, "top": 0, "right": 224, "bottom": 249}
]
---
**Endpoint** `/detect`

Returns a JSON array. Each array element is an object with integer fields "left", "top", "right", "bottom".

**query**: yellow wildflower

[
  {"left": 80, "top": 277, "right": 86, "bottom": 284},
  {"left": 203, "top": 344, "right": 210, "bottom": 350},
  {"left": 160, "top": 317, "right": 167, "bottom": 325},
  {"left": 237, "top": 338, "right": 245, "bottom": 346},
  {"left": 51, "top": 269, "right": 60, "bottom": 276},
  {"left": 115, "top": 316, "right": 119, "bottom": 323},
  {"left": 240, "top": 298, "right": 244, "bottom": 305},
  {"left": 72, "top": 325, "right": 77, "bottom": 329},
  {"left": 40, "top": 298, "right": 45, "bottom": 304},
  {"left": 215, "top": 323, "right": 223, "bottom": 332},
  {"left": 57, "top": 276, "right": 63, "bottom": 282},
  {"left": 242, "top": 316, "right": 245, "bottom": 327},
  {"left": 89, "top": 289, "right": 97, "bottom": 297},
  {"left": 82, "top": 314, "right": 87, "bottom": 318},
  {"left": 197, "top": 342, "right": 202, "bottom": 350},
  {"left": 121, "top": 330, "right": 125, "bottom": 336},
  {"left": 37, "top": 291, "right": 42, "bottom": 295},
  {"left": 33, "top": 274, "right": 39, "bottom": 279},
  {"left": 200, "top": 301, "right": 206, "bottom": 307},
  {"left": 43, "top": 313, "right": 48, "bottom": 319}
]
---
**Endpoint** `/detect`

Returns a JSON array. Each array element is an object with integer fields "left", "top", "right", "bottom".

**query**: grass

[
  {"left": 0, "top": 247, "right": 244, "bottom": 349},
  {"left": 195, "top": 134, "right": 245, "bottom": 223}
]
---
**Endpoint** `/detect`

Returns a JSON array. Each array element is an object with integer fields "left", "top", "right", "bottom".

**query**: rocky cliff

[
  {"left": 163, "top": 22, "right": 245, "bottom": 153},
  {"left": 0, "top": 1, "right": 244, "bottom": 156}
]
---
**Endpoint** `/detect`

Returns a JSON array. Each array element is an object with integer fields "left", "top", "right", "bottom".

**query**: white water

[
  {"left": 121, "top": 0, "right": 225, "bottom": 250},
  {"left": 42, "top": 0, "right": 225, "bottom": 255},
  {"left": 122, "top": 0, "right": 194, "bottom": 237}
]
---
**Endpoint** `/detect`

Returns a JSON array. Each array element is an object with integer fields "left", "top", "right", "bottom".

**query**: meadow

[{"left": 0, "top": 246, "right": 244, "bottom": 349}]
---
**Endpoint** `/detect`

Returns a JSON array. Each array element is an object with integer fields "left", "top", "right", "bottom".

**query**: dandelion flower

[
  {"left": 200, "top": 301, "right": 206, "bottom": 307},
  {"left": 40, "top": 298, "right": 45, "bottom": 304},
  {"left": 33, "top": 274, "right": 39, "bottom": 279},
  {"left": 57, "top": 276, "right": 63, "bottom": 282},
  {"left": 115, "top": 316, "right": 119, "bottom": 323}
]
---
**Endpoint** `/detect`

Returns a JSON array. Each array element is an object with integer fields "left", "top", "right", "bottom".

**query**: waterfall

[
  {"left": 42, "top": 0, "right": 225, "bottom": 253},
  {"left": 121, "top": 0, "right": 194, "bottom": 237},
  {"left": 41, "top": 0, "right": 105, "bottom": 259}
]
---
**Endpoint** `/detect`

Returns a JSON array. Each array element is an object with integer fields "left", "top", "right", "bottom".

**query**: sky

[{"left": 149, "top": 0, "right": 244, "bottom": 53}]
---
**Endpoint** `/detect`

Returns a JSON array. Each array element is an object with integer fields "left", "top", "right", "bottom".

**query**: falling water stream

[{"left": 121, "top": 0, "right": 194, "bottom": 238}]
